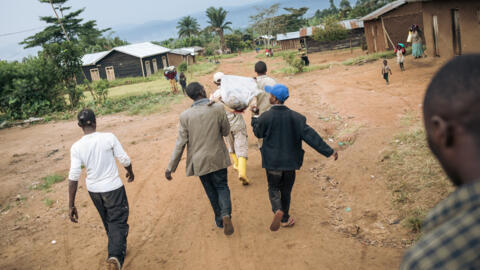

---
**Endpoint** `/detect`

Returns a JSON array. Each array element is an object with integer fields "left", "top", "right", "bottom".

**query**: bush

[
  {"left": 178, "top": 62, "right": 188, "bottom": 73},
  {"left": 282, "top": 52, "right": 304, "bottom": 74},
  {"left": 0, "top": 57, "right": 66, "bottom": 119},
  {"left": 312, "top": 16, "right": 348, "bottom": 42}
]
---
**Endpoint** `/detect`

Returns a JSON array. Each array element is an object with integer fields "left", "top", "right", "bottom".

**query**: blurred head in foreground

[{"left": 423, "top": 54, "right": 480, "bottom": 186}]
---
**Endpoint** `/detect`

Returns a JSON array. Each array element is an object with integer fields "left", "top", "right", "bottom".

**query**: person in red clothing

[{"left": 164, "top": 66, "right": 178, "bottom": 94}]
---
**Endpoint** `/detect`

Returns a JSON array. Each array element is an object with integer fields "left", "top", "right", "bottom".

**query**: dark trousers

[
  {"left": 199, "top": 168, "right": 232, "bottom": 226},
  {"left": 89, "top": 186, "right": 129, "bottom": 265},
  {"left": 266, "top": 170, "right": 296, "bottom": 223}
]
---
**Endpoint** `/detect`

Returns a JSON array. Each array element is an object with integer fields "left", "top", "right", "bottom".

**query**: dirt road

[{"left": 0, "top": 50, "right": 447, "bottom": 269}]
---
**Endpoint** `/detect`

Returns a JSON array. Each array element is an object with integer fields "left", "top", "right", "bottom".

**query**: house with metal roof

[
  {"left": 81, "top": 42, "right": 171, "bottom": 82},
  {"left": 276, "top": 19, "right": 365, "bottom": 51},
  {"left": 361, "top": 0, "right": 480, "bottom": 57},
  {"left": 360, "top": 0, "right": 425, "bottom": 53},
  {"left": 167, "top": 48, "right": 196, "bottom": 67}
]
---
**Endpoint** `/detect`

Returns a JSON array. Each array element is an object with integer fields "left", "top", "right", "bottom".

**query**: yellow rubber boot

[
  {"left": 230, "top": 153, "right": 239, "bottom": 171},
  {"left": 238, "top": 157, "right": 250, "bottom": 185}
]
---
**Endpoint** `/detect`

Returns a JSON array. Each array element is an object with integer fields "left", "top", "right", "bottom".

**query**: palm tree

[
  {"left": 177, "top": 16, "right": 200, "bottom": 38},
  {"left": 205, "top": 7, "right": 232, "bottom": 52}
]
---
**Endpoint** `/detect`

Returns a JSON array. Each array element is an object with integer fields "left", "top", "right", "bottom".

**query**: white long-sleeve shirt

[{"left": 68, "top": 132, "right": 131, "bottom": 193}]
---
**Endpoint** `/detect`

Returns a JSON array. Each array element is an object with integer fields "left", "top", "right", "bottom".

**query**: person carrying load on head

[
  {"left": 210, "top": 72, "right": 250, "bottom": 186},
  {"left": 164, "top": 66, "right": 178, "bottom": 94}
]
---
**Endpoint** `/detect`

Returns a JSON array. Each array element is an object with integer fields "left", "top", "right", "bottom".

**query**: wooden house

[
  {"left": 421, "top": 0, "right": 480, "bottom": 58},
  {"left": 277, "top": 19, "right": 364, "bottom": 52},
  {"left": 361, "top": 0, "right": 425, "bottom": 53},
  {"left": 303, "top": 19, "right": 365, "bottom": 53},
  {"left": 361, "top": 0, "right": 480, "bottom": 56},
  {"left": 277, "top": 31, "right": 301, "bottom": 51},
  {"left": 81, "top": 42, "right": 170, "bottom": 82},
  {"left": 167, "top": 49, "right": 195, "bottom": 67}
]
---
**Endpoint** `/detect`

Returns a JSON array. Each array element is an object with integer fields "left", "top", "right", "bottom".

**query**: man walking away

[
  {"left": 251, "top": 84, "right": 338, "bottom": 231},
  {"left": 68, "top": 109, "right": 134, "bottom": 270},
  {"left": 400, "top": 55, "right": 480, "bottom": 269},
  {"left": 211, "top": 72, "right": 250, "bottom": 185},
  {"left": 165, "top": 82, "right": 235, "bottom": 236}
]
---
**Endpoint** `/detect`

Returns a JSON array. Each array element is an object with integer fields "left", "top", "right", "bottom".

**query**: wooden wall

[
  {"left": 81, "top": 51, "right": 169, "bottom": 82},
  {"left": 167, "top": 53, "right": 194, "bottom": 67},
  {"left": 422, "top": 0, "right": 480, "bottom": 58},
  {"left": 279, "top": 39, "right": 301, "bottom": 51},
  {"left": 364, "top": 2, "right": 424, "bottom": 53}
]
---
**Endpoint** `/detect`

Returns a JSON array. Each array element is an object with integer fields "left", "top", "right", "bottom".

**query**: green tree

[
  {"left": 21, "top": 0, "right": 109, "bottom": 49},
  {"left": 312, "top": 15, "right": 348, "bottom": 42},
  {"left": 177, "top": 16, "right": 200, "bottom": 38},
  {"left": 206, "top": 7, "right": 232, "bottom": 52},
  {"left": 42, "top": 41, "right": 84, "bottom": 108},
  {"left": 340, "top": 0, "right": 352, "bottom": 18},
  {"left": 274, "top": 7, "right": 309, "bottom": 33},
  {"left": 249, "top": 4, "right": 281, "bottom": 49}
]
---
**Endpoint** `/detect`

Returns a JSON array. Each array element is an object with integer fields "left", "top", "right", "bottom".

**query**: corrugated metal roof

[
  {"left": 277, "top": 31, "right": 300, "bottom": 41},
  {"left": 81, "top": 50, "right": 111, "bottom": 66},
  {"left": 360, "top": 0, "right": 408, "bottom": 21},
  {"left": 114, "top": 42, "right": 170, "bottom": 58},
  {"left": 340, "top": 19, "right": 364, "bottom": 30},
  {"left": 169, "top": 49, "right": 192, "bottom": 56},
  {"left": 279, "top": 18, "right": 364, "bottom": 40}
]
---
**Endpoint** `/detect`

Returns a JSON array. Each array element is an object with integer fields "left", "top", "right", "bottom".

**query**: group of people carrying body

[{"left": 67, "top": 54, "right": 480, "bottom": 270}]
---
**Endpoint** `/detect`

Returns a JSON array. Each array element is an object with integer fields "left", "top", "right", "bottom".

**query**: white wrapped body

[{"left": 220, "top": 75, "right": 260, "bottom": 111}]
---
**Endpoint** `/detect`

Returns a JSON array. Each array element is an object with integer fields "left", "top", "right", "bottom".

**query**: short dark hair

[
  {"left": 424, "top": 54, "right": 480, "bottom": 138},
  {"left": 77, "top": 108, "right": 96, "bottom": 127},
  {"left": 255, "top": 61, "right": 267, "bottom": 74},
  {"left": 185, "top": 82, "right": 206, "bottom": 100}
]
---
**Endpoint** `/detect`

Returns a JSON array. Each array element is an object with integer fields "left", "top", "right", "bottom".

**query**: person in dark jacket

[
  {"left": 179, "top": 72, "right": 187, "bottom": 95},
  {"left": 251, "top": 84, "right": 338, "bottom": 231}
]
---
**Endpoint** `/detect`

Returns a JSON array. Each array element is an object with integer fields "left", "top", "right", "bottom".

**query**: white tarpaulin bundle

[{"left": 220, "top": 75, "right": 260, "bottom": 111}]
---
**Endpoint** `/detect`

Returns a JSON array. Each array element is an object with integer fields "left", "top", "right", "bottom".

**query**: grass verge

[
  {"left": 32, "top": 174, "right": 66, "bottom": 191},
  {"left": 272, "top": 63, "right": 333, "bottom": 75},
  {"left": 342, "top": 47, "right": 413, "bottom": 66},
  {"left": 380, "top": 123, "right": 453, "bottom": 234},
  {"left": 43, "top": 198, "right": 54, "bottom": 207}
]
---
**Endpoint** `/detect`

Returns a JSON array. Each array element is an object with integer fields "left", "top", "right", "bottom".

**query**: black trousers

[
  {"left": 199, "top": 168, "right": 232, "bottom": 227},
  {"left": 266, "top": 170, "right": 296, "bottom": 223},
  {"left": 89, "top": 186, "right": 129, "bottom": 265}
]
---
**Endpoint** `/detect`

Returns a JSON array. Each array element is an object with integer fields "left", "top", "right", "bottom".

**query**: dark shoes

[
  {"left": 270, "top": 210, "right": 284, "bottom": 231},
  {"left": 222, "top": 215, "right": 234, "bottom": 236}
]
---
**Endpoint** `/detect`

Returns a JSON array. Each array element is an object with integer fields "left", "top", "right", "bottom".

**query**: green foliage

[
  {"left": 80, "top": 80, "right": 109, "bottom": 104},
  {"left": 206, "top": 7, "right": 232, "bottom": 51},
  {"left": 43, "top": 198, "right": 55, "bottom": 207},
  {"left": 21, "top": 0, "right": 109, "bottom": 49},
  {"left": 42, "top": 41, "right": 84, "bottom": 108},
  {"left": 312, "top": 16, "right": 348, "bottom": 42},
  {"left": 33, "top": 174, "right": 66, "bottom": 191},
  {"left": 275, "top": 7, "right": 309, "bottom": 33},
  {"left": 282, "top": 52, "right": 304, "bottom": 74},
  {"left": 0, "top": 57, "right": 66, "bottom": 119},
  {"left": 178, "top": 62, "right": 188, "bottom": 73},
  {"left": 177, "top": 16, "right": 200, "bottom": 38}
]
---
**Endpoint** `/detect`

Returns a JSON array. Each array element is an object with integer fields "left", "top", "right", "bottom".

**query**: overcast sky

[{"left": 0, "top": 0, "right": 263, "bottom": 61}]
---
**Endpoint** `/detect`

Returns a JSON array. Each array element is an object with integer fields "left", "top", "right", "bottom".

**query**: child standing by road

[
  {"left": 251, "top": 84, "right": 338, "bottom": 231},
  {"left": 382, "top": 59, "right": 393, "bottom": 85},
  {"left": 394, "top": 43, "right": 406, "bottom": 71}
]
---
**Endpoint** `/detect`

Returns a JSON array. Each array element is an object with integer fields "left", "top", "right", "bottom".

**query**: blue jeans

[{"left": 199, "top": 168, "right": 232, "bottom": 227}]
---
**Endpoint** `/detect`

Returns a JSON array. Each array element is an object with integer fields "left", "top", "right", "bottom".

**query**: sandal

[{"left": 281, "top": 217, "right": 295, "bottom": 228}]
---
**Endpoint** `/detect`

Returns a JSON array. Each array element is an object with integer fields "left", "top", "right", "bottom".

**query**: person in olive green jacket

[{"left": 165, "top": 82, "right": 234, "bottom": 236}]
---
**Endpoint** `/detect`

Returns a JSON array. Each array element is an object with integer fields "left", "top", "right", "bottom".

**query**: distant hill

[{"left": 113, "top": 0, "right": 331, "bottom": 43}]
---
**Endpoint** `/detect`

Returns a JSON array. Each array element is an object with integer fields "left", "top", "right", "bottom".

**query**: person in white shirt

[{"left": 68, "top": 109, "right": 134, "bottom": 270}]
